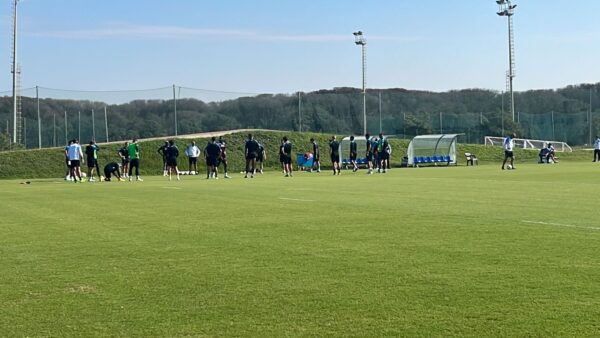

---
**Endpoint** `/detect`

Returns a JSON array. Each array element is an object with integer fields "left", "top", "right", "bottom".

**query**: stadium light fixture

[
  {"left": 353, "top": 31, "right": 367, "bottom": 134},
  {"left": 495, "top": 0, "right": 517, "bottom": 122}
]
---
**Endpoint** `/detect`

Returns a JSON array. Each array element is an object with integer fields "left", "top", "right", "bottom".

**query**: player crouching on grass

[{"left": 103, "top": 162, "right": 124, "bottom": 182}]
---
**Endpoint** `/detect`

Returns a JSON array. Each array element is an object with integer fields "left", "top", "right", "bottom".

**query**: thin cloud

[{"left": 28, "top": 24, "right": 420, "bottom": 43}]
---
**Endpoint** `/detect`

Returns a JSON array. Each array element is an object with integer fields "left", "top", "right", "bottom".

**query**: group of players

[{"left": 63, "top": 132, "right": 392, "bottom": 183}]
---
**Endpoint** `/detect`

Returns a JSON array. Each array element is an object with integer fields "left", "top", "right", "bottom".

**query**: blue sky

[{"left": 1, "top": 0, "right": 600, "bottom": 94}]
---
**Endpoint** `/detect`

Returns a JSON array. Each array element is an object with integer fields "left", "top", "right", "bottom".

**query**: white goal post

[{"left": 484, "top": 136, "right": 572, "bottom": 152}]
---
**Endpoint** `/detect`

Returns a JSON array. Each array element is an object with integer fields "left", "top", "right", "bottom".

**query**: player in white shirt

[
  {"left": 67, "top": 139, "right": 85, "bottom": 183},
  {"left": 501, "top": 133, "right": 516, "bottom": 170},
  {"left": 186, "top": 141, "right": 201, "bottom": 175}
]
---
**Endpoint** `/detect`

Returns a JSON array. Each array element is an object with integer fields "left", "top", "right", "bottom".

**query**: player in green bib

[{"left": 127, "top": 139, "right": 143, "bottom": 181}]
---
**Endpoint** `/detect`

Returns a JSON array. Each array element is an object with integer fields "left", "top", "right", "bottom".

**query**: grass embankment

[{"left": 0, "top": 130, "right": 593, "bottom": 179}]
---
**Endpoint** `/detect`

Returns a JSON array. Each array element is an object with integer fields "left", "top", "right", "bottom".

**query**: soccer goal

[
  {"left": 407, "top": 134, "right": 459, "bottom": 167},
  {"left": 484, "top": 136, "right": 572, "bottom": 152}
]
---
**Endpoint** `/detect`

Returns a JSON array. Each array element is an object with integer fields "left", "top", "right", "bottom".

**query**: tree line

[{"left": 1, "top": 82, "right": 599, "bottom": 150}]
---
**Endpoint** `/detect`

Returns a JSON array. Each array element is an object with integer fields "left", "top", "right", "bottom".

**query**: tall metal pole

[
  {"left": 104, "top": 106, "right": 109, "bottom": 142},
  {"left": 496, "top": 1, "right": 517, "bottom": 122},
  {"left": 440, "top": 112, "right": 443, "bottom": 134},
  {"left": 11, "top": 0, "right": 19, "bottom": 144},
  {"left": 78, "top": 111, "right": 81, "bottom": 141},
  {"left": 91, "top": 109, "right": 96, "bottom": 140},
  {"left": 23, "top": 117, "right": 26, "bottom": 148},
  {"left": 378, "top": 91, "right": 382, "bottom": 133},
  {"left": 501, "top": 91, "right": 505, "bottom": 136},
  {"left": 590, "top": 87, "right": 593, "bottom": 145},
  {"left": 64, "top": 111, "right": 68, "bottom": 145},
  {"left": 354, "top": 31, "right": 367, "bottom": 135},
  {"left": 298, "top": 92, "right": 302, "bottom": 132},
  {"left": 173, "top": 84, "right": 178, "bottom": 136},
  {"left": 37, "top": 86, "right": 41, "bottom": 148},
  {"left": 53, "top": 113, "right": 56, "bottom": 147}
]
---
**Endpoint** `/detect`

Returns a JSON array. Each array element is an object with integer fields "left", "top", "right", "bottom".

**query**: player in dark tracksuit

[
  {"left": 245, "top": 134, "right": 260, "bottom": 178},
  {"left": 329, "top": 136, "right": 341, "bottom": 175},
  {"left": 281, "top": 136, "right": 293, "bottom": 177},
  {"left": 165, "top": 140, "right": 180, "bottom": 181},
  {"left": 310, "top": 138, "right": 320, "bottom": 173},
  {"left": 157, "top": 141, "right": 169, "bottom": 176},
  {"left": 206, "top": 137, "right": 222, "bottom": 179},
  {"left": 349, "top": 135, "right": 358, "bottom": 172},
  {"left": 365, "top": 133, "right": 374, "bottom": 175},
  {"left": 103, "top": 162, "right": 122, "bottom": 182}
]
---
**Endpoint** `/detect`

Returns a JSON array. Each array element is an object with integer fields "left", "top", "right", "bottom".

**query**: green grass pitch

[{"left": 1, "top": 163, "right": 600, "bottom": 336}]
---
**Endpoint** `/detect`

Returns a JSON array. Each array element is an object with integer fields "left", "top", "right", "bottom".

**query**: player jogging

[
  {"left": 330, "top": 135, "right": 341, "bottom": 175},
  {"left": 501, "top": 133, "right": 517, "bottom": 170},
  {"left": 244, "top": 134, "right": 260, "bottom": 178},
  {"left": 128, "top": 139, "right": 143, "bottom": 181},
  {"left": 165, "top": 139, "right": 180, "bottom": 181}
]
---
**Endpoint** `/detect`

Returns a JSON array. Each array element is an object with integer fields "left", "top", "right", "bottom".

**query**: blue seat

[
  {"left": 444, "top": 155, "right": 451, "bottom": 162},
  {"left": 425, "top": 157, "right": 432, "bottom": 163}
]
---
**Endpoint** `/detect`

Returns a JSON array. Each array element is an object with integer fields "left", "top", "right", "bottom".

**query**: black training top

[
  {"left": 245, "top": 139, "right": 259, "bottom": 154},
  {"left": 104, "top": 162, "right": 119, "bottom": 172},
  {"left": 158, "top": 145, "right": 168, "bottom": 158},
  {"left": 313, "top": 142, "right": 319, "bottom": 156},
  {"left": 165, "top": 145, "right": 179, "bottom": 159},
  {"left": 119, "top": 147, "right": 129, "bottom": 159},
  {"left": 330, "top": 141, "right": 339, "bottom": 156},
  {"left": 206, "top": 143, "right": 221, "bottom": 158},
  {"left": 283, "top": 142, "right": 292, "bottom": 156},
  {"left": 350, "top": 140, "right": 357, "bottom": 153}
]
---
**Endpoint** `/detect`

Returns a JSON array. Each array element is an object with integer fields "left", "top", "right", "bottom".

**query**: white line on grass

[
  {"left": 279, "top": 197, "right": 315, "bottom": 202},
  {"left": 162, "top": 187, "right": 183, "bottom": 190},
  {"left": 521, "top": 220, "right": 600, "bottom": 231}
]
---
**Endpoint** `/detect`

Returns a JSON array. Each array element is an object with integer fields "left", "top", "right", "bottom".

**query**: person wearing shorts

[
  {"left": 256, "top": 142, "right": 266, "bottom": 174},
  {"left": 67, "top": 139, "right": 84, "bottom": 183},
  {"left": 330, "top": 135, "right": 341, "bottom": 175},
  {"left": 378, "top": 133, "right": 390, "bottom": 173},
  {"left": 245, "top": 134, "right": 260, "bottom": 178},
  {"left": 157, "top": 141, "right": 169, "bottom": 176},
  {"left": 349, "top": 135, "right": 358, "bottom": 172},
  {"left": 205, "top": 137, "right": 221, "bottom": 179},
  {"left": 85, "top": 140, "right": 101, "bottom": 182},
  {"left": 217, "top": 136, "right": 230, "bottom": 178},
  {"left": 103, "top": 162, "right": 123, "bottom": 182},
  {"left": 501, "top": 133, "right": 516, "bottom": 170},
  {"left": 281, "top": 136, "right": 293, "bottom": 177},
  {"left": 128, "top": 139, "right": 143, "bottom": 181},
  {"left": 165, "top": 139, "right": 180, "bottom": 181},
  {"left": 64, "top": 140, "right": 74, "bottom": 181},
  {"left": 186, "top": 141, "right": 200, "bottom": 175},
  {"left": 118, "top": 142, "right": 130, "bottom": 178}
]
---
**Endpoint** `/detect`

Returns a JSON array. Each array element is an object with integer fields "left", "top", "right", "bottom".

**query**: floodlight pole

[
  {"left": 36, "top": 86, "right": 41, "bottom": 148},
  {"left": 354, "top": 31, "right": 367, "bottom": 135},
  {"left": 496, "top": 0, "right": 517, "bottom": 122},
  {"left": 11, "top": 0, "right": 19, "bottom": 144}
]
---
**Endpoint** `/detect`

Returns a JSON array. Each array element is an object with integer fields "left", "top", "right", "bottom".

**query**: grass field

[{"left": 2, "top": 162, "right": 600, "bottom": 336}]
